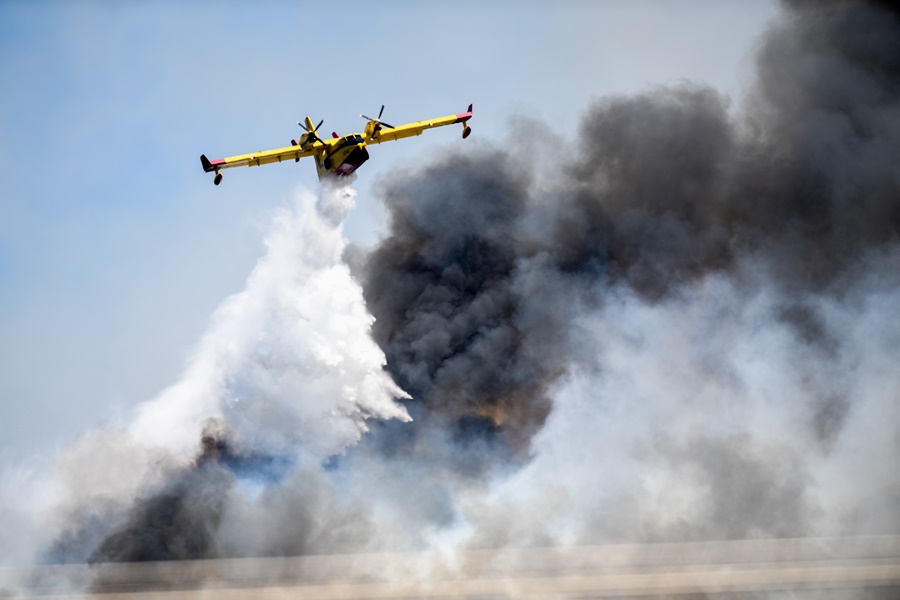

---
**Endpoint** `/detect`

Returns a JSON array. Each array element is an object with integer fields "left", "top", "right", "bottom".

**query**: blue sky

[{"left": 0, "top": 1, "right": 779, "bottom": 462}]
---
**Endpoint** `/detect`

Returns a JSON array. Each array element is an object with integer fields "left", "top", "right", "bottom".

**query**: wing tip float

[
  {"left": 459, "top": 104, "right": 473, "bottom": 138},
  {"left": 200, "top": 154, "right": 225, "bottom": 185},
  {"left": 201, "top": 103, "right": 473, "bottom": 186}
]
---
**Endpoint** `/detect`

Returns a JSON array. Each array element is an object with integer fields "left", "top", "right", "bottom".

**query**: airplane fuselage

[{"left": 315, "top": 133, "right": 369, "bottom": 180}]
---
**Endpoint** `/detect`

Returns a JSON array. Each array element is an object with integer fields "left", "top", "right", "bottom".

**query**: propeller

[
  {"left": 360, "top": 105, "right": 395, "bottom": 129},
  {"left": 297, "top": 118, "right": 325, "bottom": 145}
]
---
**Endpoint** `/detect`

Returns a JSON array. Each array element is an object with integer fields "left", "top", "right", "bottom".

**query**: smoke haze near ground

[{"left": 1, "top": 2, "right": 899, "bottom": 597}]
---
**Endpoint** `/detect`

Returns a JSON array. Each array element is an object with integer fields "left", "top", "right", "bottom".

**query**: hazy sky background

[{"left": 0, "top": 1, "right": 779, "bottom": 464}]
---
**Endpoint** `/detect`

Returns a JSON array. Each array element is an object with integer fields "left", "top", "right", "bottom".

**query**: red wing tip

[
  {"left": 200, "top": 154, "right": 226, "bottom": 172},
  {"left": 455, "top": 103, "right": 473, "bottom": 122}
]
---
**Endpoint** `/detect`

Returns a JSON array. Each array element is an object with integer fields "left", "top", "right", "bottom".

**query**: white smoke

[
  {"left": 454, "top": 249, "right": 900, "bottom": 548},
  {"left": 2, "top": 181, "right": 898, "bottom": 600}
]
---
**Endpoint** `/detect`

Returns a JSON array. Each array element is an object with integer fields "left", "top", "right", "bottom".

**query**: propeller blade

[
  {"left": 361, "top": 114, "right": 373, "bottom": 121},
  {"left": 379, "top": 121, "right": 395, "bottom": 129},
  {"left": 314, "top": 119, "right": 324, "bottom": 132},
  {"left": 297, "top": 120, "right": 308, "bottom": 131},
  {"left": 378, "top": 104, "right": 385, "bottom": 119}
]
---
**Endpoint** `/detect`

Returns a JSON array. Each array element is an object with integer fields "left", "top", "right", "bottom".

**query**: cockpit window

[{"left": 336, "top": 134, "right": 364, "bottom": 150}]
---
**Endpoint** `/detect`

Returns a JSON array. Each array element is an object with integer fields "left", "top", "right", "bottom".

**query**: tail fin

[{"left": 200, "top": 154, "right": 213, "bottom": 172}]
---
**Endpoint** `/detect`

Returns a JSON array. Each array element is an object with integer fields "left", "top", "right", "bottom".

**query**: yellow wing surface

[
  {"left": 366, "top": 104, "right": 473, "bottom": 145},
  {"left": 201, "top": 142, "right": 328, "bottom": 172}
]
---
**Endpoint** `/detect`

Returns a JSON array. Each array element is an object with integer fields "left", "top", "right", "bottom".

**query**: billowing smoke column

[
  {"left": 362, "top": 156, "right": 559, "bottom": 454},
  {"left": 364, "top": 0, "right": 899, "bottom": 427},
  {"left": 358, "top": 0, "right": 900, "bottom": 545},
  {"left": 2, "top": 0, "right": 898, "bottom": 581}
]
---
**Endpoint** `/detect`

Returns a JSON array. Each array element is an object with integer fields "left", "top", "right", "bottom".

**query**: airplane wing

[
  {"left": 200, "top": 141, "right": 329, "bottom": 173},
  {"left": 366, "top": 104, "right": 473, "bottom": 145}
]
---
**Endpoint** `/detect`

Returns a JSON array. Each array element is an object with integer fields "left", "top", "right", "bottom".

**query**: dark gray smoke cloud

[
  {"left": 26, "top": 2, "right": 900, "bottom": 587},
  {"left": 363, "top": 155, "right": 559, "bottom": 453},
  {"left": 362, "top": 0, "right": 899, "bottom": 460}
]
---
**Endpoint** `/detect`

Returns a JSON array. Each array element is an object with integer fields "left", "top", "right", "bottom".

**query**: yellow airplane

[{"left": 201, "top": 104, "right": 473, "bottom": 185}]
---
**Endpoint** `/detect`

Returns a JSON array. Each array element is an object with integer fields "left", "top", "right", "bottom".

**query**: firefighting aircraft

[{"left": 200, "top": 104, "right": 473, "bottom": 185}]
